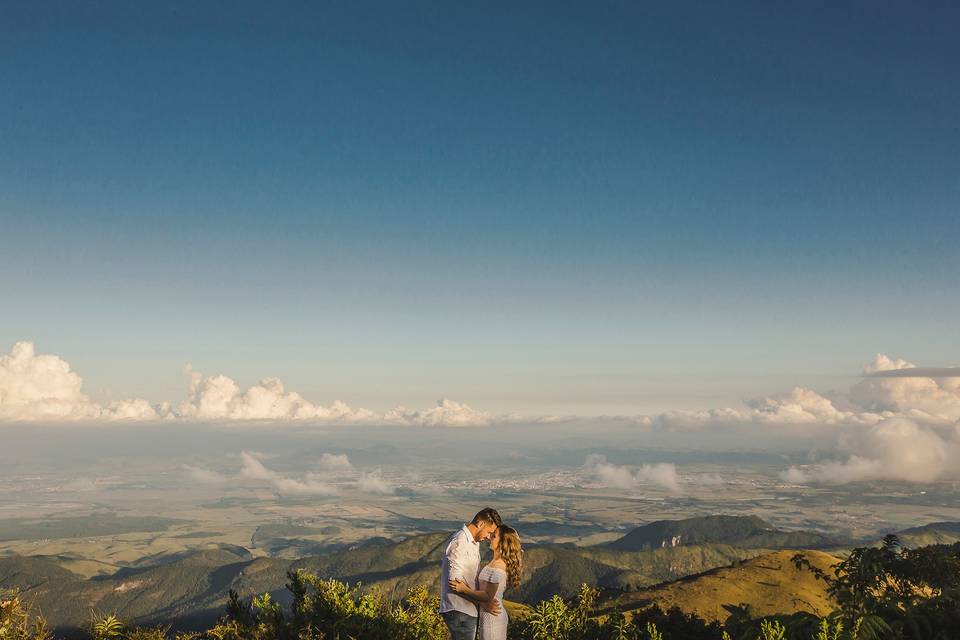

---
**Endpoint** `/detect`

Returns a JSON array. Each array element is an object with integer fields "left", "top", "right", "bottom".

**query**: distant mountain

[
  {"left": 600, "top": 549, "right": 840, "bottom": 623},
  {"left": 603, "top": 515, "right": 837, "bottom": 552}
]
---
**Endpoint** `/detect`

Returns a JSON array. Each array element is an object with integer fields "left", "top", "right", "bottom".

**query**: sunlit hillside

[{"left": 601, "top": 549, "right": 839, "bottom": 623}]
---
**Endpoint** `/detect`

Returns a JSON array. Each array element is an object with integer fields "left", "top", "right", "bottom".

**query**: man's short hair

[{"left": 471, "top": 507, "right": 502, "bottom": 528}]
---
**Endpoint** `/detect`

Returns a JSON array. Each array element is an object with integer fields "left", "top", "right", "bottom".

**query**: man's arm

[{"left": 445, "top": 535, "right": 469, "bottom": 584}]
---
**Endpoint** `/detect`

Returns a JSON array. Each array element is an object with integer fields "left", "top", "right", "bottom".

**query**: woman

[{"left": 449, "top": 524, "right": 523, "bottom": 640}]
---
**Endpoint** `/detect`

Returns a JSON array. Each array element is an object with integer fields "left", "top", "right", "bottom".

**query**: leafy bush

[{"left": 208, "top": 569, "right": 447, "bottom": 640}]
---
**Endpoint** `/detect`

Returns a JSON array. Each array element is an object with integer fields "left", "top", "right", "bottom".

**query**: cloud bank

[
  {"left": 6, "top": 341, "right": 960, "bottom": 486},
  {"left": 0, "top": 342, "right": 492, "bottom": 427}
]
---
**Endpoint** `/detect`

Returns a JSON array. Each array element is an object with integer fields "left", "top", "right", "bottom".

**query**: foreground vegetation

[{"left": 2, "top": 536, "right": 957, "bottom": 640}]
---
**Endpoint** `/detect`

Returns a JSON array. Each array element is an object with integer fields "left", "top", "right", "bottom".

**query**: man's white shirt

[{"left": 439, "top": 525, "right": 481, "bottom": 615}]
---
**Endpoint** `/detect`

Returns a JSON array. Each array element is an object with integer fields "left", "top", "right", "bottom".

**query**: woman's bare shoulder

[{"left": 488, "top": 559, "right": 507, "bottom": 570}]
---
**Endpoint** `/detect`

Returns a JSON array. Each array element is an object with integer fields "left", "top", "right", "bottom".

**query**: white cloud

[
  {"left": 655, "top": 387, "right": 886, "bottom": 432},
  {"left": 270, "top": 475, "right": 339, "bottom": 496},
  {"left": 179, "top": 367, "right": 494, "bottom": 426},
  {"left": 182, "top": 464, "right": 228, "bottom": 483},
  {"left": 584, "top": 454, "right": 681, "bottom": 493},
  {"left": 357, "top": 469, "right": 395, "bottom": 495},
  {"left": 177, "top": 366, "right": 376, "bottom": 422},
  {"left": 0, "top": 342, "right": 499, "bottom": 426},
  {"left": 635, "top": 463, "right": 683, "bottom": 493},
  {"left": 103, "top": 398, "right": 162, "bottom": 421},
  {"left": 383, "top": 398, "right": 493, "bottom": 427},
  {"left": 238, "top": 451, "right": 337, "bottom": 496},
  {"left": 850, "top": 354, "right": 960, "bottom": 421},
  {"left": 650, "top": 351, "right": 960, "bottom": 433},
  {"left": 655, "top": 407, "right": 746, "bottom": 431},
  {"left": 780, "top": 417, "right": 960, "bottom": 484},
  {"left": 0, "top": 341, "right": 158, "bottom": 421},
  {"left": 239, "top": 451, "right": 277, "bottom": 481},
  {"left": 647, "top": 353, "right": 960, "bottom": 485},
  {"left": 197, "top": 452, "right": 404, "bottom": 496},
  {"left": 747, "top": 387, "right": 873, "bottom": 425},
  {"left": 318, "top": 453, "right": 353, "bottom": 472}
]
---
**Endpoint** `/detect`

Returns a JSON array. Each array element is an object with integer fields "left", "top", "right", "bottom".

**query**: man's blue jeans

[{"left": 442, "top": 610, "right": 478, "bottom": 640}]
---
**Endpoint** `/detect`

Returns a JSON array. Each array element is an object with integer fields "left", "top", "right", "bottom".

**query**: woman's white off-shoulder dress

[{"left": 478, "top": 565, "right": 508, "bottom": 640}]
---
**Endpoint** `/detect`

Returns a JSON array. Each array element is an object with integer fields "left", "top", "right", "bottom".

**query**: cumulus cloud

[
  {"left": 357, "top": 469, "right": 395, "bottom": 495},
  {"left": 780, "top": 417, "right": 960, "bottom": 485},
  {"left": 178, "top": 368, "right": 495, "bottom": 425},
  {"left": 382, "top": 398, "right": 493, "bottom": 427},
  {"left": 651, "top": 353, "right": 960, "bottom": 433},
  {"left": 0, "top": 342, "right": 158, "bottom": 421},
  {"left": 584, "top": 454, "right": 682, "bottom": 493},
  {"left": 850, "top": 355, "right": 960, "bottom": 421},
  {"left": 747, "top": 387, "right": 875, "bottom": 425},
  {"left": 177, "top": 366, "right": 376, "bottom": 422},
  {"left": 655, "top": 387, "right": 885, "bottom": 432},
  {"left": 0, "top": 342, "right": 498, "bottom": 426},
  {"left": 239, "top": 451, "right": 338, "bottom": 496},
  {"left": 647, "top": 353, "right": 960, "bottom": 485}
]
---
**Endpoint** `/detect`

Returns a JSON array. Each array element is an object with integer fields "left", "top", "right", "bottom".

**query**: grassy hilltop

[{"left": 600, "top": 550, "right": 839, "bottom": 622}]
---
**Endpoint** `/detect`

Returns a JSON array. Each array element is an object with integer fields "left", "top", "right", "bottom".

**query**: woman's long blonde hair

[{"left": 498, "top": 525, "right": 523, "bottom": 589}]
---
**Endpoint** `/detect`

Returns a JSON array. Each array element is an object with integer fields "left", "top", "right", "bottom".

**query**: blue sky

[{"left": 2, "top": 1, "right": 958, "bottom": 414}]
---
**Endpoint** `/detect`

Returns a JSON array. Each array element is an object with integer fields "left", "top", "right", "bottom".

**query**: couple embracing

[{"left": 440, "top": 507, "right": 523, "bottom": 640}]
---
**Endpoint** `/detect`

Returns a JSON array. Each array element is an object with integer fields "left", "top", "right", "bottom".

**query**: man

[{"left": 440, "top": 507, "right": 503, "bottom": 640}]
